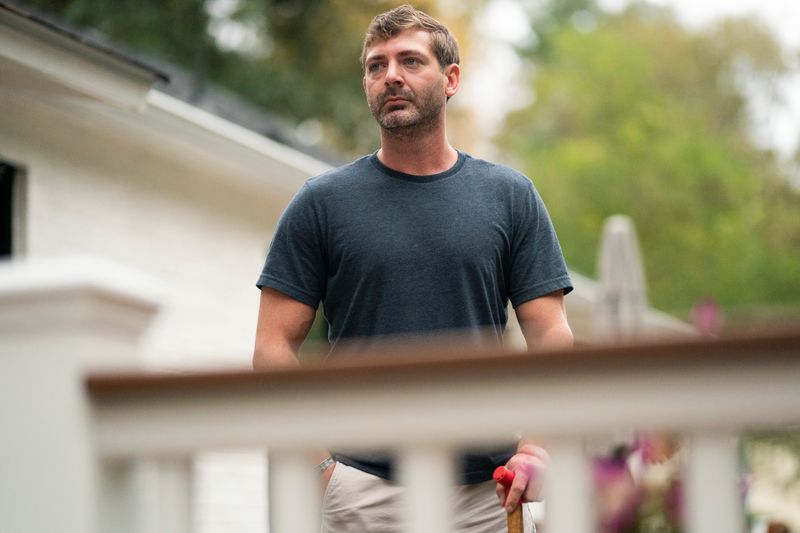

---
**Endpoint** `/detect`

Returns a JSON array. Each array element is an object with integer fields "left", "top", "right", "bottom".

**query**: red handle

[
  {"left": 494, "top": 466, "right": 522, "bottom": 504},
  {"left": 493, "top": 466, "right": 516, "bottom": 489},
  {"left": 494, "top": 466, "right": 524, "bottom": 532}
]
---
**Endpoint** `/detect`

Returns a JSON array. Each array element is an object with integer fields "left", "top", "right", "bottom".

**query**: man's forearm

[
  {"left": 515, "top": 290, "right": 573, "bottom": 352},
  {"left": 253, "top": 287, "right": 316, "bottom": 370}
]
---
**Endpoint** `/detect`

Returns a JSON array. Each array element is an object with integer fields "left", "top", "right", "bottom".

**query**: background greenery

[
  {"left": 499, "top": 0, "right": 800, "bottom": 324},
  {"left": 25, "top": 0, "right": 800, "bottom": 325}
]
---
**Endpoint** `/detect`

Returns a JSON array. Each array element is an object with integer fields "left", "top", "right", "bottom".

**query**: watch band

[{"left": 316, "top": 456, "right": 335, "bottom": 476}]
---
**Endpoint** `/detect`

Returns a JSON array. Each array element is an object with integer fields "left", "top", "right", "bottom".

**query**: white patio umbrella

[{"left": 594, "top": 215, "right": 648, "bottom": 343}]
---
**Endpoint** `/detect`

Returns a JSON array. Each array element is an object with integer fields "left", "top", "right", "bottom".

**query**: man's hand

[{"left": 496, "top": 442, "right": 549, "bottom": 512}]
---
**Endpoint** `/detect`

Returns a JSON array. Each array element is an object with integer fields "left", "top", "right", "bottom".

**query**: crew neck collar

[{"left": 369, "top": 151, "right": 467, "bottom": 183}]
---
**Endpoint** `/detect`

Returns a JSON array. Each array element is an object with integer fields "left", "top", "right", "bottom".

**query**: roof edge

[{"left": 0, "top": 0, "right": 168, "bottom": 83}]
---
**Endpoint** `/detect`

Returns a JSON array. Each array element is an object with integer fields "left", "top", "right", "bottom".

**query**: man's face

[{"left": 363, "top": 30, "right": 457, "bottom": 131}]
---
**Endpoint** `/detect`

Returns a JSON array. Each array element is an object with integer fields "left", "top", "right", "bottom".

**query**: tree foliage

[
  {"left": 23, "top": 0, "right": 457, "bottom": 157},
  {"left": 500, "top": 1, "right": 800, "bottom": 319}
]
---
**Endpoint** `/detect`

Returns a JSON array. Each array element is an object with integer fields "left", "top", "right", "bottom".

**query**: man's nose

[{"left": 385, "top": 61, "right": 404, "bottom": 86}]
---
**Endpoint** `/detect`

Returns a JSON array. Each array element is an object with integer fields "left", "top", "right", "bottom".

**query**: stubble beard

[{"left": 368, "top": 81, "right": 446, "bottom": 137}]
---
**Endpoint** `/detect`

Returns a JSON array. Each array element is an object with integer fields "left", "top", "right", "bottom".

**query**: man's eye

[
  {"left": 404, "top": 57, "right": 419, "bottom": 65},
  {"left": 367, "top": 63, "right": 383, "bottom": 73}
]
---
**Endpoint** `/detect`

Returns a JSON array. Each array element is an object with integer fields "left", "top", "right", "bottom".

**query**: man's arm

[
  {"left": 498, "top": 290, "right": 573, "bottom": 511},
  {"left": 252, "top": 288, "right": 337, "bottom": 489},
  {"left": 252, "top": 287, "right": 317, "bottom": 370},
  {"left": 515, "top": 289, "right": 573, "bottom": 352}
]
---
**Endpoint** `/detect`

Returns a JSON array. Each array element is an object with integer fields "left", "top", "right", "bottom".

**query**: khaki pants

[{"left": 321, "top": 462, "right": 535, "bottom": 533}]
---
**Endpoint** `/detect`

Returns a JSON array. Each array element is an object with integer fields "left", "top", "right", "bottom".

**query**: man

[{"left": 253, "top": 4, "right": 573, "bottom": 532}]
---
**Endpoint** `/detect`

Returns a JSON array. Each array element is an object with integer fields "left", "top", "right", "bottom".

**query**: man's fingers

[
  {"left": 504, "top": 471, "right": 529, "bottom": 512},
  {"left": 495, "top": 484, "right": 507, "bottom": 505},
  {"left": 502, "top": 454, "right": 548, "bottom": 505},
  {"left": 498, "top": 444, "right": 551, "bottom": 511},
  {"left": 522, "top": 457, "right": 547, "bottom": 502}
]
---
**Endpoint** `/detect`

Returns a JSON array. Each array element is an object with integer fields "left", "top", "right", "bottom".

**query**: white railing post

[
  {"left": 397, "top": 445, "right": 456, "bottom": 533},
  {"left": 545, "top": 438, "right": 593, "bottom": 533},
  {"left": 685, "top": 431, "right": 744, "bottom": 533},
  {"left": 99, "top": 456, "right": 194, "bottom": 533},
  {"left": 0, "top": 256, "right": 162, "bottom": 533},
  {"left": 269, "top": 450, "right": 320, "bottom": 533}
]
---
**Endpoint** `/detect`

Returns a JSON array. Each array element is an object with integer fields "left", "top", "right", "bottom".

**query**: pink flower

[{"left": 593, "top": 455, "right": 642, "bottom": 533}]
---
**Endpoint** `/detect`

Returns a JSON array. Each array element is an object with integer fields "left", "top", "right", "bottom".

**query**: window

[{"left": 0, "top": 161, "right": 21, "bottom": 257}]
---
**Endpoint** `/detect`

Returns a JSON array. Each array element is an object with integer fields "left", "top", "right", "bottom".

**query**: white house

[{"left": 0, "top": 1, "right": 333, "bottom": 373}]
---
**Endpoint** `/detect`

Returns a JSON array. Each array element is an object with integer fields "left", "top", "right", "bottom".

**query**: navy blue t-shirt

[{"left": 257, "top": 151, "right": 572, "bottom": 483}]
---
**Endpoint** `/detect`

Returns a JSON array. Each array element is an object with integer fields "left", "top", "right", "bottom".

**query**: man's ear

[{"left": 444, "top": 63, "right": 460, "bottom": 99}]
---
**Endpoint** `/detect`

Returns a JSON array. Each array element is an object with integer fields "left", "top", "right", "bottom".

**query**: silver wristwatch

[{"left": 316, "top": 456, "right": 335, "bottom": 476}]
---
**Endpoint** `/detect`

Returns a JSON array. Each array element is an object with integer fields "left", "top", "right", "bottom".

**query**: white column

[
  {"left": 545, "top": 439, "right": 592, "bottom": 533},
  {"left": 269, "top": 450, "right": 320, "bottom": 533},
  {"left": 0, "top": 257, "right": 162, "bottom": 533},
  {"left": 397, "top": 445, "right": 456, "bottom": 533},
  {"left": 685, "top": 431, "right": 744, "bottom": 533}
]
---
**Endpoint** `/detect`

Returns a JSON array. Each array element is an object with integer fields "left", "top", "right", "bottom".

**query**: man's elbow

[
  {"left": 252, "top": 341, "right": 302, "bottom": 371},
  {"left": 523, "top": 322, "right": 574, "bottom": 352},
  {"left": 552, "top": 323, "right": 574, "bottom": 348},
  {"left": 252, "top": 347, "right": 268, "bottom": 371}
]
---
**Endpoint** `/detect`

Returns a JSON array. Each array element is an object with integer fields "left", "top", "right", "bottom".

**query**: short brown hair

[{"left": 361, "top": 4, "right": 460, "bottom": 71}]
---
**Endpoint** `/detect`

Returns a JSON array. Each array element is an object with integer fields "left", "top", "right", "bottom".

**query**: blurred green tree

[
  {"left": 23, "top": 0, "right": 469, "bottom": 157},
  {"left": 500, "top": 1, "right": 800, "bottom": 320}
]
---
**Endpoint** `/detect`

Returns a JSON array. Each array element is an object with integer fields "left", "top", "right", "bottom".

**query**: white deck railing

[
  {"left": 86, "top": 333, "right": 800, "bottom": 533},
  {"left": 2, "top": 258, "right": 799, "bottom": 533}
]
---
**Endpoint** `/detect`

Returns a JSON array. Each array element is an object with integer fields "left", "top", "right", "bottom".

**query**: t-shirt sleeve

[
  {"left": 508, "top": 180, "right": 573, "bottom": 308},
  {"left": 256, "top": 182, "right": 325, "bottom": 308}
]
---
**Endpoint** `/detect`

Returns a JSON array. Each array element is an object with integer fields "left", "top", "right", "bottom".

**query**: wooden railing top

[{"left": 86, "top": 328, "right": 800, "bottom": 398}]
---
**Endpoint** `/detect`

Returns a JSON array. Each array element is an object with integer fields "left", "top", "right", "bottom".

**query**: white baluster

[
  {"left": 156, "top": 457, "right": 194, "bottom": 533},
  {"left": 545, "top": 439, "right": 592, "bottom": 533},
  {"left": 98, "top": 457, "right": 192, "bottom": 533},
  {"left": 98, "top": 460, "right": 146, "bottom": 533},
  {"left": 269, "top": 451, "right": 319, "bottom": 533},
  {"left": 397, "top": 445, "right": 455, "bottom": 533},
  {"left": 686, "top": 432, "right": 744, "bottom": 533}
]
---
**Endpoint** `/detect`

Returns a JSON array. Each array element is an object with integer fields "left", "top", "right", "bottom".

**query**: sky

[
  {"left": 607, "top": 0, "right": 800, "bottom": 50},
  {"left": 462, "top": 0, "right": 800, "bottom": 161}
]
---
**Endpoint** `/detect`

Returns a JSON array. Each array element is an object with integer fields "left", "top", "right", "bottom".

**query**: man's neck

[{"left": 376, "top": 121, "right": 458, "bottom": 176}]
